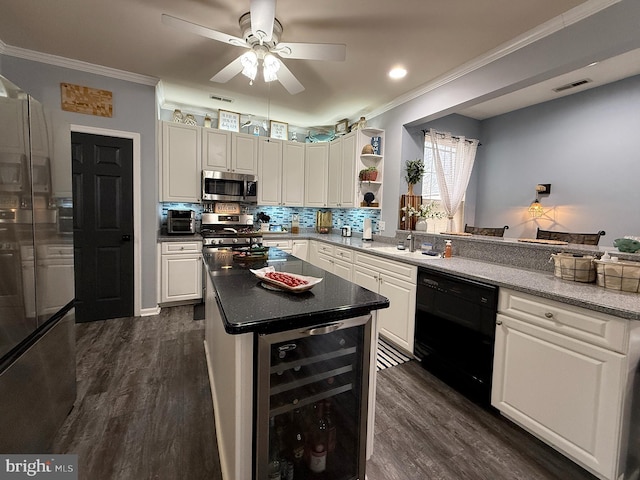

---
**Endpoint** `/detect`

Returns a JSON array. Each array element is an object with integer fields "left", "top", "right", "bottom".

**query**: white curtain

[{"left": 428, "top": 129, "right": 479, "bottom": 232}]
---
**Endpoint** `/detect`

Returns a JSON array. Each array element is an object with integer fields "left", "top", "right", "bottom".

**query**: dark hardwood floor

[{"left": 51, "top": 306, "right": 598, "bottom": 480}]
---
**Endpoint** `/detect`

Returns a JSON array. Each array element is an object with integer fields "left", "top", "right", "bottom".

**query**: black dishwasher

[{"left": 414, "top": 268, "right": 498, "bottom": 404}]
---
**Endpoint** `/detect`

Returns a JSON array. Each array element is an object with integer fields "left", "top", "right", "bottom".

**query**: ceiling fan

[{"left": 161, "top": 0, "right": 347, "bottom": 95}]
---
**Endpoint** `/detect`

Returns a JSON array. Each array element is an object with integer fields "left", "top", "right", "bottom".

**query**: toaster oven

[{"left": 167, "top": 209, "right": 196, "bottom": 234}]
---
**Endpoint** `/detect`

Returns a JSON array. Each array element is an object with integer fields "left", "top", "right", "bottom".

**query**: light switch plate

[{"left": 378, "top": 221, "right": 385, "bottom": 231}]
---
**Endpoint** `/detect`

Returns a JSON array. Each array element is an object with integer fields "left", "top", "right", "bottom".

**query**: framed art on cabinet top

[
  {"left": 270, "top": 120, "right": 288, "bottom": 140},
  {"left": 218, "top": 109, "right": 240, "bottom": 132}
]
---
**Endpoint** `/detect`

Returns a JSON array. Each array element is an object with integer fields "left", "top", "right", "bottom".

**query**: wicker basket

[
  {"left": 594, "top": 259, "right": 640, "bottom": 293},
  {"left": 550, "top": 253, "right": 596, "bottom": 283}
]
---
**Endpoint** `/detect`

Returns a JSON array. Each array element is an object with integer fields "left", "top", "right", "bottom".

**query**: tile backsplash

[{"left": 159, "top": 203, "right": 382, "bottom": 233}]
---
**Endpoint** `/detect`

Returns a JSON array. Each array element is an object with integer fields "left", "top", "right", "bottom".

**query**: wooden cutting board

[{"left": 518, "top": 238, "right": 569, "bottom": 245}]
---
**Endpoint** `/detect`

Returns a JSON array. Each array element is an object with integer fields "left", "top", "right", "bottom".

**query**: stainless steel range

[{"left": 200, "top": 213, "right": 262, "bottom": 249}]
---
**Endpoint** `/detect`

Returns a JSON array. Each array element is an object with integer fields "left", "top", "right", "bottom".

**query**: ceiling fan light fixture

[
  {"left": 263, "top": 53, "right": 280, "bottom": 82},
  {"left": 240, "top": 51, "right": 258, "bottom": 81}
]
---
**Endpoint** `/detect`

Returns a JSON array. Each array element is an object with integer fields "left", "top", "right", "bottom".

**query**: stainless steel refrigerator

[{"left": 0, "top": 74, "right": 76, "bottom": 452}]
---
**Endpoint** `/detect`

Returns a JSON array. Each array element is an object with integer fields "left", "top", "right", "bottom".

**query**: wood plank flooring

[{"left": 50, "top": 306, "right": 598, "bottom": 480}]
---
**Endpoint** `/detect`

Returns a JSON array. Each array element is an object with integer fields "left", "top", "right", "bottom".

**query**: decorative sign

[
  {"left": 214, "top": 202, "right": 241, "bottom": 214},
  {"left": 60, "top": 83, "right": 113, "bottom": 117},
  {"left": 218, "top": 109, "right": 240, "bottom": 132},
  {"left": 270, "top": 120, "right": 288, "bottom": 140},
  {"left": 335, "top": 119, "right": 348, "bottom": 135}
]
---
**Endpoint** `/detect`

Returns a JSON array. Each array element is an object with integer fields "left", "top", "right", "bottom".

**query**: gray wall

[
  {"left": 475, "top": 74, "right": 640, "bottom": 245},
  {"left": 0, "top": 55, "right": 159, "bottom": 312}
]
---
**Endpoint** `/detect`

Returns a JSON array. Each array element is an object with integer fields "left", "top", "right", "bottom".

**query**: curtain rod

[{"left": 422, "top": 129, "right": 481, "bottom": 146}]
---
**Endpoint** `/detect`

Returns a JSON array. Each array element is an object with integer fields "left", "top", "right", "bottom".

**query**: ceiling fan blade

[
  {"left": 161, "top": 14, "right": 247, "bottom": 48},
  {"left": 250, "top": 0, "right": 276, "bottom": 42},
  {"left": 210, "top": 56, "right": 244, "bottom": 83},
  {"left": 274, "top": 42, "right": 346, "bottom": 61},
  {"left": 276, "top": 62, "right": 305, "bottom": 95}
]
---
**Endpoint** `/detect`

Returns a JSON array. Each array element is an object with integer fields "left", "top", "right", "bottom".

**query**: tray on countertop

[
  {"left": 518, "top": 238, "right": 569, "bottom": 245},
  {"left": 250, "top": 266, "right": 323, "bottom": 293}
]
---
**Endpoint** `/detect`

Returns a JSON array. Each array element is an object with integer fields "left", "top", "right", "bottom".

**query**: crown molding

[
  {"left": 366, "top": 0, "right": 621, "bottom": 121},
  {"left": 1, "top": 44, "right": 159, "bottom": 87}
]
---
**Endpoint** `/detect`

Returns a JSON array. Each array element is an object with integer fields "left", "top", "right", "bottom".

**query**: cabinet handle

[
  {"left": 544, "top": 312, "right": 554, "bottom": 318},
  {"left": 496, "top": 319, "right": 503, "bottom": 326}
]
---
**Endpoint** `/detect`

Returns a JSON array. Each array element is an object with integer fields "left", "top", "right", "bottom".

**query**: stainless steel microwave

[{"left": 202, "top": 170, "right": 257, "bottom": 203}]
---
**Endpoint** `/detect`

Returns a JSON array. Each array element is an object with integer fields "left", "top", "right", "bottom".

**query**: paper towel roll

[{"left": 363, "top": 218, "right": 372, "bottom": 241}]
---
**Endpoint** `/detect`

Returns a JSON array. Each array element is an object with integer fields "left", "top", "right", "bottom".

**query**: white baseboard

[{"left": 140, "top": 306, "right": 161, "bottom": 317}]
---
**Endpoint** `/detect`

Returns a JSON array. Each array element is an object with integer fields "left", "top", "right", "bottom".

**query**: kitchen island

[{"left": 202, "top": 247, "right": 389, "bottom": 480}]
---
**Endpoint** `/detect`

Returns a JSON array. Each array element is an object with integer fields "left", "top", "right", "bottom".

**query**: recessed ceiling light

[
  {"left": 389, "top": 67, "right": 407, "bottom": 79},
  {"left": 587, "top": 61, "right": 599, "bottom": 67}
]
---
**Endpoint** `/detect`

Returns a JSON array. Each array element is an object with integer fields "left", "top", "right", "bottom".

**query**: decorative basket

[
  {"left": 594, "top": 259, "right": 640, "bottom": 293},
  {"left": 550, "top": 253, "right": 596, "bottom": 283}
]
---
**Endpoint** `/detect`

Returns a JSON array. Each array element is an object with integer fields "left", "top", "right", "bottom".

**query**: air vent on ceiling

[
  {"left": 553, "top": 79, "right": 592, "bottom": 93},
  {"left": 210, "top": 94, "right": 234, "bottom": 103}
]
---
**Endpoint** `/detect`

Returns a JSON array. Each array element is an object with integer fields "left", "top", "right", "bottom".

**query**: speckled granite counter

[
  {"left": 203, "top": 248, "right": 389, "bottom": 334},
  {"left": 260, "top": 232, "right": 640, "bottom": 321}
]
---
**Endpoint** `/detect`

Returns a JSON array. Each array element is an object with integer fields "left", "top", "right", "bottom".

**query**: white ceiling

[{"left": 1, "top": 0, "right": 635, "bottom": 127}]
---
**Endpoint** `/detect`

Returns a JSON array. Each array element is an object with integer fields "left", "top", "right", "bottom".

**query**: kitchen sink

[{"left": 366, "top": 245, "right": 442, "bottom": 259}]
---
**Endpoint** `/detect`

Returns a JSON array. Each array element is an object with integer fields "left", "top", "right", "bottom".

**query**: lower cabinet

[
  {"left": 352, "top": 253, "right": 417, "bottom": 354},
  {"left": 159, "top": 241, "right": 202, "bottom": 304},
  {"left": 492, "top": 289, "right": 634, "bottom": 480},
  {"left": 263, "top": 239, "right": 309, "bottom": 261}
]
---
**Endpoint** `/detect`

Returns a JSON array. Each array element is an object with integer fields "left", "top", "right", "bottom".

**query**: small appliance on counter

[
  {"left": 341, "top": 225, "right": 352, "bottom": 237},
  {"left": 167, "top": 209, "right": 196, "bottom": 234},
  {"left": 363, "top": 218, "right": 373, "bottom": 241}
]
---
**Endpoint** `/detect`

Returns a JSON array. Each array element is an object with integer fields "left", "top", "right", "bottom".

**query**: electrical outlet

[{"left": 379, "top": 221, "right": 385, "bottom": 231}]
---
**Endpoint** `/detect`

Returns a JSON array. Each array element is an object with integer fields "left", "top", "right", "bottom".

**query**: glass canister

[{"left": 291, "top": 214, "right": 299, "bottom": 234}]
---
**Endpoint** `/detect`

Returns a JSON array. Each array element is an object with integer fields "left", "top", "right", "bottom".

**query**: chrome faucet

[{"left": 407, "top": 233, "right": 415, "bottom": 252}]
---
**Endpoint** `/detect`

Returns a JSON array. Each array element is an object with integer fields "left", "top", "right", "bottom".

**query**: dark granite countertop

[{"left": 204, "top": 249, "right": 389, "bottom": 335}]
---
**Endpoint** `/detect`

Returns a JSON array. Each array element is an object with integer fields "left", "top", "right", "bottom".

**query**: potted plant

[
  {"left": 404, "top": 159, "right": 425, "bottom": 195},
  {"left": 358, "top": 166, "right": 378, "bottom": 182},
  {"left": 401, "top": 201, "right": 446, "bottom": 231}
]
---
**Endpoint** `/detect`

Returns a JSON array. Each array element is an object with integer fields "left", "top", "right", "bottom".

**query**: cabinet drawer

[
  {"left": 499, "top": 289, "right": 628, "bottom": 353},
  {"left": 354, "top": 252, "right": 417, "bottom": 283},
  {"left": 37, "top": 244, "right": 74, "bottom": 259},
  {"left": 334, "top": 247, "right": 353, "bottom": 262},
  {"left": 263, "top": 239, "right": 292, "bottom": 249},
  {"left": 161, "top": 242, "right": 202, "bottom": 254},
  {"left": 316, "top": 242, "right": 334, "bottom": 256}
]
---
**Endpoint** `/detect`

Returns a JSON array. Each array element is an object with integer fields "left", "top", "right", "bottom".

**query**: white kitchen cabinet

[
  {"left": 328, "top": 132, "right": 356, "bottom": 208},
  {"left": 257, "top": 138, "right": 283, "bottom": 205},
  {"left": 0, "top": 97, "right": 26, "bottom": 154},
  {"left": 492, "top": 289, "right": 634, "bottom": 480},
  {"left": 159, "top": 241, "right": 202, "bottom": 304},
  {"left": 304, "top": 142, "right": 329, "bottom": 207},
  {"left": 352, "top": 252, "right": 416, "bottom": 353},
  {"left": 202, "top": 128, "right": 257, "bottom": 175},
  {"left": 202, "top": 128, "right": 231, "bottom": 171},
  {"left": 308, "top": 242, "right": 353, "bottom": 281},
  {"left": 231, "top": 132, "right": 258, "bottom": 174},
  {"left": 160, "top": 122, "right": 201, "bottom": 202},
  {"left": 282, "top": 141, "right": 305, "bottom": 206},
  {"left": 262, "top": 238, "right": 291, "bottom": 253},
  {"left": 291, "top": 239, "right": 308, "bottom": 260}
]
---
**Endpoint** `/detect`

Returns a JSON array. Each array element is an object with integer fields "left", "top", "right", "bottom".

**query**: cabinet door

[
  {"left": 203, "top": 128, "right": 231, "bottom": 170},
  {"left": 492, "top": 315, "right": 625, "bottom": 480},
  {"left": 315, "top": 252, "right": 335, "bottom": 273},
  {"left": 352, "top": 265, "right": 380, "bottom": 294},
  {"left": 377, "top": 274, "right": 416, "bottom": 353},
  {"left": 282, "top": 141, "right": 305, "bottom": 206},
  {"left": 231, "top": 132, "right": 258, "bottom": 174},
  {"left": 340, "top": 132, "right": 357, "bottom": 207},
  {"left": 291, "top": 240, "right": 308, "bottom": 261},
  {"left": 333, "top": 258, "right": 353, "bottom": 281},
  {"left": 327, "top": 139, "right": 342, "bottom": 207},
  {"left": 37, "top": 261, "right": 75, "bottom": 316},
  {"left": 304, "top": 143, "right": 328, "bottom": 207},
  {"left": 0, "top": 97, "right": 26, "bottom": 154},
  {"left": 161, "top": 254, "right": 203, "bottom": 303},
  {"left": 258, "top": 138, "right": 283, "bottom": 205},
  {"left": 161, "top": 122, "right": 201, "bottom": 202}
]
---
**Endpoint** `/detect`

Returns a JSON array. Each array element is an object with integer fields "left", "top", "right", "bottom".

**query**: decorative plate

[{"left": 250, "top": 266, "right": 322, "bottom": 293}]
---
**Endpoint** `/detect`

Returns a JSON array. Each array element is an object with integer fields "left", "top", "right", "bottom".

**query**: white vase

[{"left": 415, "top": 218, "right": 427, "bottom": 231}]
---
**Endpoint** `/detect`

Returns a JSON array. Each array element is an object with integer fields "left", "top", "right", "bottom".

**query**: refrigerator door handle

[{"left": 304, "top": 322, "right": 343, "bottom": 336}]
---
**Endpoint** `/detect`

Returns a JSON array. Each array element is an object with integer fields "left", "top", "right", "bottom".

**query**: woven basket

[
  {"left": 550, "top": 253, "right": 596, "bottom": 283},
  {"left": 594, "top": 259, "right": 640, "bottom": 293}
]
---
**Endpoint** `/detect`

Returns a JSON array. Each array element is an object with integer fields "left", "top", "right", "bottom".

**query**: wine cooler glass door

[{"left": 255, "top": 314, "right": 372, "bottom": 480}]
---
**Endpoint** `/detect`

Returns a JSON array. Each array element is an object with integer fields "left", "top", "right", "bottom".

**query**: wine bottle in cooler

[
  {"left": 307, "top": 401, "right": 328, "bottom": 474},
  {"left": 289, "top": 408, "right": 306, "bottom": 478},
  {"left": 268, "top": 417, "right": 282, "bottom": 480},
  {"left": 323, "top": 399, "right": 337, "bottom": 454}
]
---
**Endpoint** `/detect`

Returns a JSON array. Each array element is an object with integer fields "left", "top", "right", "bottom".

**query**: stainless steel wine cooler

[{"left": 255, "top": 314, "right": 373, "bottom": 480}]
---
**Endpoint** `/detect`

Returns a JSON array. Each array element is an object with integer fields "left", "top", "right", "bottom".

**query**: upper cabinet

[
  {"left": 258, "top": 138, "right": 305, "bottom": 207},
  {"left": 203, "top": 129, "right": 257, "bottom": 175},
  {"left": 328, "top": 132, "right": 356, "bottom": 208},
  {"left": 304, "top": 142, "right": 329, "bottom": 207},
  {"left": 356, "top": 128, "right": 384, "bottom": 209},
  {"left": 160, "top": 121, "right": 201, "bottom": 202}
]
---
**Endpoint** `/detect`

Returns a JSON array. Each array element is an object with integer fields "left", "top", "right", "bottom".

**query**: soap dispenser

[{"left": 444, "top": 240, "right": 452, "bottom": 258}]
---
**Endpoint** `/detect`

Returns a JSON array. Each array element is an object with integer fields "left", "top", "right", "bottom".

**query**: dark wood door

[{"left": 71, "top": 132, "right": 134, "bottom": 322}]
